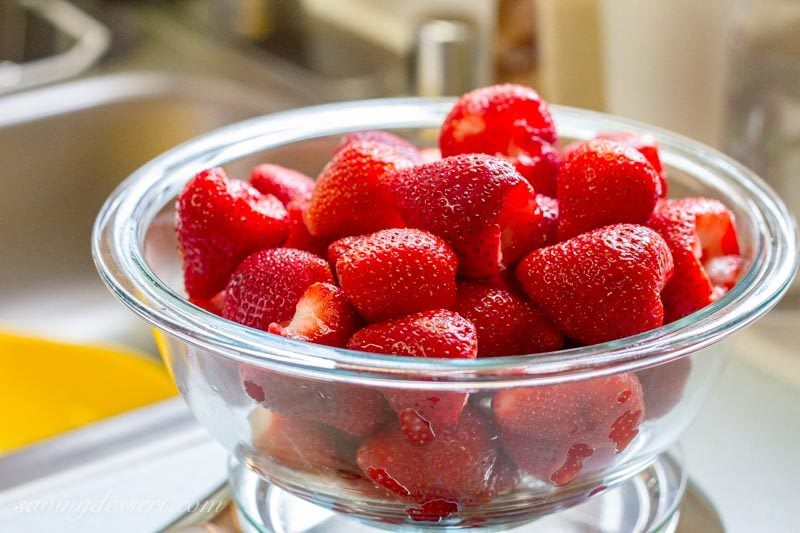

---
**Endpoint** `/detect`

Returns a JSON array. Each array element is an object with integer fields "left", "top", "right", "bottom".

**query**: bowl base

[{"left": 230, "top": 451, "right": 686, "bottom": 532}]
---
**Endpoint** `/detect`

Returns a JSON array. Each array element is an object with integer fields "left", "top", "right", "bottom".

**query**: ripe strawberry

[
  {"left": 494, "top": 374, "right": 645, "bottom": 485},
  {"left": 530, "top": 193, "right": 559, "bottom": 250},
  {"left": 348, "top": 309, "right": 477, "bottom": 444},
  {"left": 242, "top": 365, "right": 390, "bottom": 437},
  {"left": 647, "top": 198, "right": 740, "bottom": 322},
  {"left": 249, "top": 408, "right": 359, "bottom": 474},
  {"left": 268, "top": 282, "right": 362, "bottom": 347},
  {"left": 596, "top": 131, "right": 667, "bottom": 196},
  {"left": 336, "top": 130, "right": 421, "bottom": 162},
  {"left": 440, "top": 84, "right": 557, "bottom": 158},
  {"left": 557, "top": 139, "right": 661, "bottom": 240},
  {"left": 356, "top": 408, "right": 507, "bottom": 504},
  {"left": 516, "top": 224, "right": 674, "bottom": 345},
  {"left": 506, "top": 133, "right": 560, "bottom": 197},
  {"left": 305, "top": 141, "right": 414, "bottom": 239},
  {"left": 636, "top": 358, "right": 692, "bottom": 420},
  {"left": 176, "top": 168, "right": 289, "bottom": 299},
  {"left": 705, "top": 255, "right": 743, "bottom": 297},
  {"left": 334, "top": 229, "right": 458, "bottom": 322},
  {"left": 283, "top": 199, "right": 330, "bottom": 257},
  {"left": 389, "top": 154, "right": 538, "bottom": 278},
  {"left": 223, "top": 248, "right": 333, "bottom": 330},
  {"left": 452, "top": 282, "right": 563, "bottom": 356},
  {"left": 250, "top": 163, "right": 315, "bottom": 205}
]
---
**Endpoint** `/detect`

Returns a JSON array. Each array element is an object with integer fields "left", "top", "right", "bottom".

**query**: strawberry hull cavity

[{"left": 172, "top": 84, "right": 744, "bottom": 509}]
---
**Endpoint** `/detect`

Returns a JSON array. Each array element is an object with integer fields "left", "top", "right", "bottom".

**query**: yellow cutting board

[{"left": 0, "top": 331, "right": 177, "bottom": 453}]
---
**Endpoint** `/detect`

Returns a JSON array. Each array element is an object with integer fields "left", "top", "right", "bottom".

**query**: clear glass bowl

[{"left": 93, "top": 99, "right": 798, "bottom": 530}]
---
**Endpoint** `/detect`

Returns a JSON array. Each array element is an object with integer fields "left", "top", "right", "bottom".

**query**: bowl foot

[{"left": 229, "top": 450, "right": 686, "bottom": 532}]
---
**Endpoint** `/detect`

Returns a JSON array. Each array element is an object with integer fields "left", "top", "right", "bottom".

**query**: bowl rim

[{"left": 92, "top": 97, "right": 799, "bottom": 388}]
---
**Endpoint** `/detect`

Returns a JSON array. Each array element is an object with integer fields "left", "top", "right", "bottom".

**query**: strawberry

[
  {"left": 268, "top": 282, "right": 362, "bottom": 347},
  {"left": 334, "top": 229, "right": 458, "bottom": 322},
  {"left": 506, "top": 133, "right": 560, "bottom": 197},
  {"left": 705, "top": 255, "right": 743, "bottom": 297},
  {"left": 494, "top": 374, "right": 645, "bottom": 485},
  {"left": 389, "top": 154, "right": 538, "bottom": 278},
  {"left": 440, "top": 84, "right": 557, "bottom": 157},
  {"left": 596, "top": 131, "right": 667, "bottom": 196},
  {"left": 250, "top": 163, "right": 315, "bottom": 205},
  {"left": 242, "top": 365, "right": 390, "bottom": 437},
  {"left": 175, "top": 168, "right": 289, "bottom": 299},
  {"left": 189, "top": 291, "right": 226, "bottom": 316},
  {"left": 305, "top": 141, "right": 414, "bottom": 239},
  {"left": 249, "top": 408, "right": 359, "bottom": 474},
  {"left": 647, "top": 198, "right": 740, "bottom": 322},
  {"left": 326, "top": 234, "right": 364, "bottom": 269},
  {"left": 516, "top": 224, "right": 674, "bottom": 345},
  {"left": 452, "top": 282, "right": 563, "bottom": 356},
  {"left": 529, "top": 193, "right": 559, "bottom": 250},
  {"left": 636, "top": 358, "right": 692, "bottom": 420},
  {"left": 356, "top": 408, "right": 507, "bottom": 505},
  {"left": 347, "top": 309, "right": 477, "bottom": 443},
  {"left": 283, "top": 199, "right": 330, "bottom": 257},
  {"left": 557, "top": 139, "right": 661, "bottom": 240},
  {"left": 223, "top": 248, "right": 333, "bottom": 330},
  {"left": 336, "top": 130, "right": 421, "bottom": 162}
]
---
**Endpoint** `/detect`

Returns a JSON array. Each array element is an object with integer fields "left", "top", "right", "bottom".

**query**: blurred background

[{"left": 0, "top": 1, "right": 798, "bottom": 531}]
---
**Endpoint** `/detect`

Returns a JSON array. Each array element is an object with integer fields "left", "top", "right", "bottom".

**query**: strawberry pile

[{"left": 175, "top": 84, "right": 742, "bottom": 520}]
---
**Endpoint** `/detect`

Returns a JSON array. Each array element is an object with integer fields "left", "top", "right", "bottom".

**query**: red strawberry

[
  {"left": 336, "top": 130, "right": 421, "bottom": 162},
  {"left": 389, "top": 154, "right": 538, "bottom": 278},
  {"left": 242, "top": 365, "right": 390, "bottom": 437},
  {"left": 557, "top": 139, "right": 661, "bottom": 240},
  {"left": 347, "top": 309, "right": 477, "bottom": 443},
  {"left": 268, "top": 282, "right": 362, "bottom": 347},
  {"left": 452, "top": 282, "right": 563, "bottom": 356},
  {"left": 530, "top": 193, "right": 559, "bottom": 250},
  {"left": 189, "top": 291, "right": 226, "bottom": 316},
  {"left": 596, "top": 131, "right": 667, "bottom": 196},
  {"left": 506, "top": 133, "right": 560, "bottom": 197},
  {"left": 516, "top": 224, "right": 674, "bottom": 345},
  {"left": 647, "top": 198, "right": 740, "bottom": 322},
  {"left": 249, "top": 408, "right": 359, "bottom": 474},
  {"left": 283, "top": 199, "right": 330, "bottom": 257},
  {"left": 305, "top": 141, "right": 414, "bottom": 239},
  {"left": 223, "top": 248, "right": 333, "bottom": 330},
  {"left": 326, "top": 234, "right": 364, "bottom": 268},
  {"left": 705, "top": 255, "right": 743, "bottom": 297},
  {"left": 334, "top": 229, "right": 458, "bottom": 322},
  {"left": 494, "top": 374, "right": 645, "bottom": 485},
  {"left": 356, "top": 407, "right": 507, "bottom": 504},
  {"left": 440, "top": 84, "right": 557, "bottom": 158},
  {"left": 636, "top": 358, "right": 692, "bottom": 420},
  {"left": 176, "top": 168, "right": 289, "bottom": 299},
  {"left": 250, "top": 163, "right": 315, "bottom": 205}
]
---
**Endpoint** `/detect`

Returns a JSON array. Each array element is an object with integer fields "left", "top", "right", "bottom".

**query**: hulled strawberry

[
  {"left": 529, "top": 193, "right": 560, "bottom": 250},
  {"left": 507, "top": 133, "right": 560, "bottom": 196},
  {"left": 596, "top": 131, "right": 667, "bottom": 196},
  {"left": 494, "top": 374, "right": 645, "bottom": 485},
  {"left": 452, "top": 282, "right": 563, "bottom": 357},
  {"left": 440, "top": 84, "right": 557, "bottom": 155},
  {"left": 347, "top": 309, "right": 477, "bottom": 444},
  {"left": 333, "top": 228, "right": 458, "bottom": 322},
  {"left": 250, "top": 163, "right": 315, "bottom": 205},
  {"left": 223, "top": 248, "right": 333, "bottom": 330},
  {"left": 389, "top": 154, "right": 538, "bottom": 278},
  {"left": 176, "top": 168, "right": 289, "bottom": 300},
  {"left": 647, "top": 198, "right": 740, "bottom": 322},
  {"left": 268, "top": 282, "right": 362, "bottom": 347},
  {"left": 516, "top": 224, "right": 674, "bottom": 345},
  {"left": 356, "top": 408, "right": 508, "bottom": 505},
  {"left": 305, "top": 141, "right": 414, "bottom": 239},
  {"left": 283, "top": 199, "right": 330, "bottom": 257},
  {"left": 557, "top": 139, "right": 661, "bottom": 240},
  {"left": 336, "top": 130, "right": 421, "bottom": 162},
  {"left": 242, "top": 366, "right": 390, "bottom": 437}
]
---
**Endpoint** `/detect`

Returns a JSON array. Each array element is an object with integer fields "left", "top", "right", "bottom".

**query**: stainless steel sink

[{"left": 0, "top": 73, "right": 307, "bottom": 352}]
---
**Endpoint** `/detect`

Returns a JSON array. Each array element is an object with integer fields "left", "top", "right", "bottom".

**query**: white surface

[{"left": 682, "top": 313, "right": 800, "bottom": 533}]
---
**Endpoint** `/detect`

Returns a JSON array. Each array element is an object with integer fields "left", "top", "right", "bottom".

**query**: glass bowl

[{"left": 93, "top": 99, "right": 798, "bottom": 531}]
